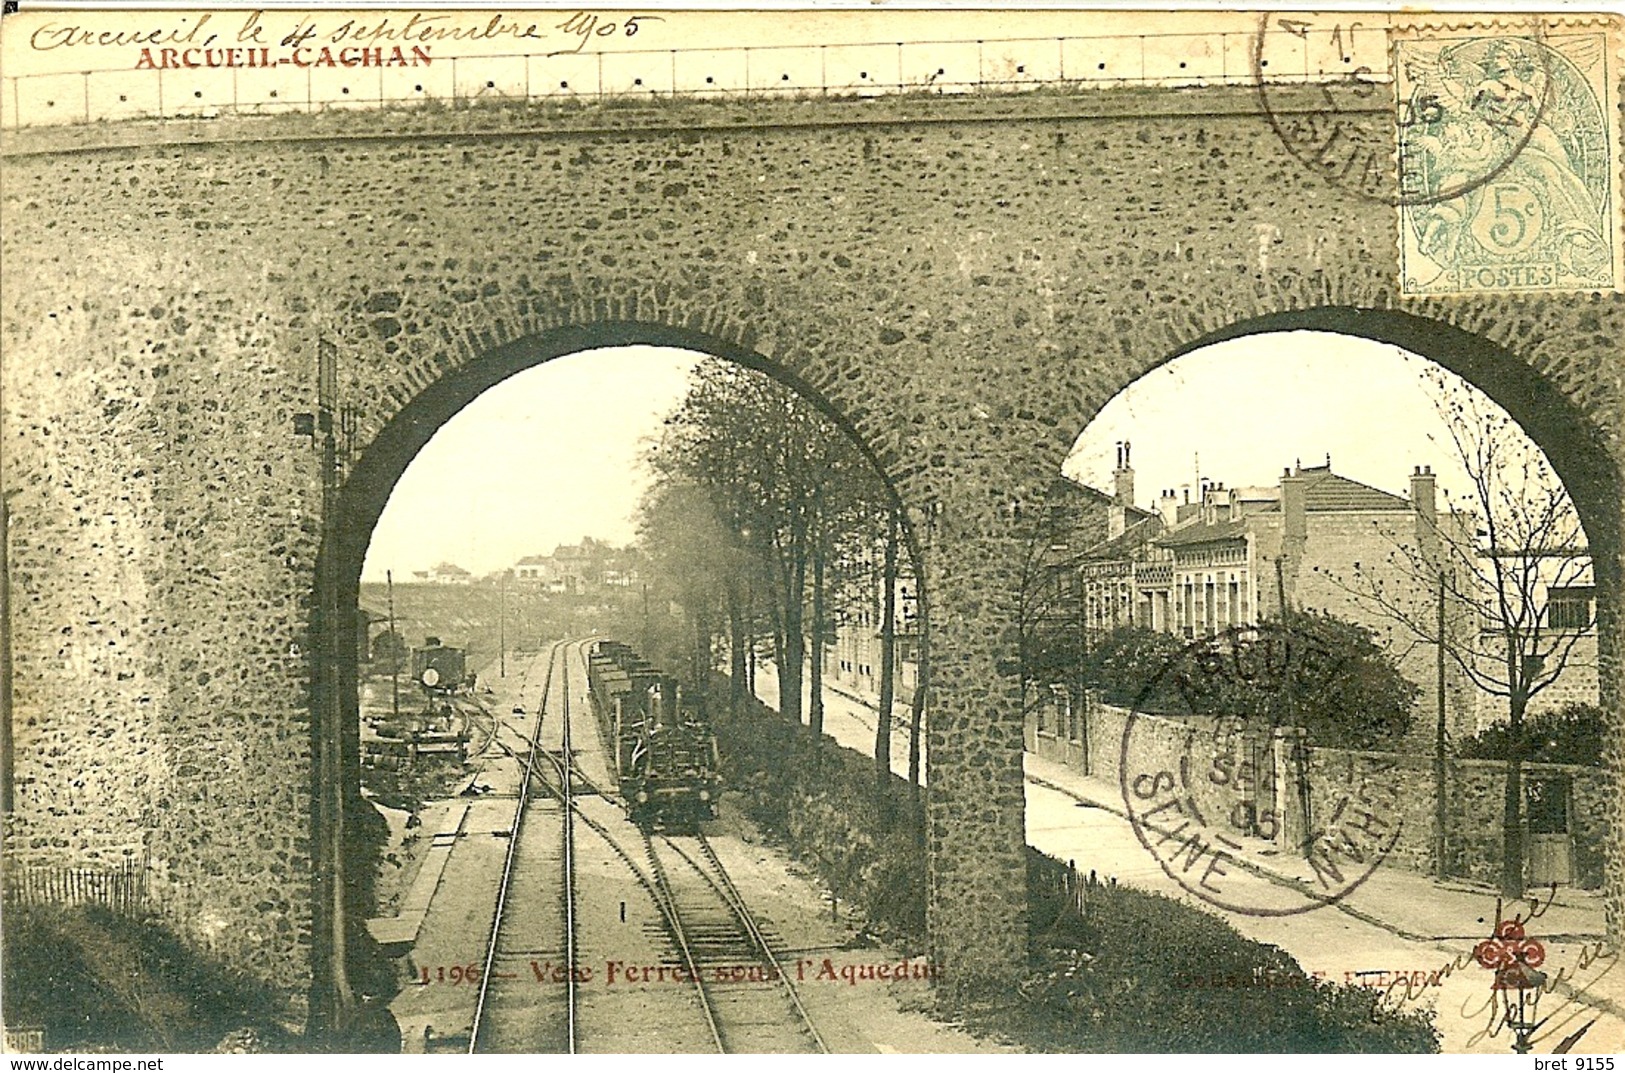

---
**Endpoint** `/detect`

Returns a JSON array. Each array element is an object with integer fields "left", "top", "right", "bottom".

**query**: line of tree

[{"left": 636, "top": 359, "right": 922, "bottom": 810}]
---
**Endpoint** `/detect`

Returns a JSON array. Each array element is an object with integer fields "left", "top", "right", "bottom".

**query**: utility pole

[
  {"left": 387, "top": 569, "right": 400, "bottom": 720},
  {"left": 1076, "top": 558, "right": 1088, "bottom": 775},
  {"left": 1435, "top": 571, "right": 1448, "bottom": 879},
  {"left": 642, "top": 581, "right": 651, "bottom": 655},
  {"left": 499, "top": 571, "right": 507, "bottom": 679}
]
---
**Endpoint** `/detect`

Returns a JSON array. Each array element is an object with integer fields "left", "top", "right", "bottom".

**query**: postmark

[
  {"left": 1118, "top": 624, "right": 1403, "bottom": 917},
  {"left": 1395, "top": 21, "right": 1621, "bottom": 294},
  {"left": 1252, "top": 13, "right": 1553, "bottom": 210}
]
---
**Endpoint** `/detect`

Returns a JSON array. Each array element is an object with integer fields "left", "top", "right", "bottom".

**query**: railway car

[
  {"left": 586, "top": 641, "right": 720, "bottom": 829},
  {"left": 412, "top": 638, "right": 467, "bottom": 694}
]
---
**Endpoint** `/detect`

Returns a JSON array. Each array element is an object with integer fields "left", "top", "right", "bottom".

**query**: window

[{"left": 1548, "top": 586, "right": 1594, "bottom": 631}]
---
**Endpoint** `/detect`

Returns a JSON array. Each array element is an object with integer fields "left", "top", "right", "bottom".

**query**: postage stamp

[{"left": 1395, "top": 21, "right": 1622, "bottom": 294}]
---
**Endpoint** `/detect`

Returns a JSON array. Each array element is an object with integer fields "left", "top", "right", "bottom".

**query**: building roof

[
  {"left": 515, "top": 555, "right": 550, "bottom": 566},
  {"left": 1078, "top": 514, "right": 1164, "bottom": 561},
  {"left": 431, "top": 562, "right": 470, "bottom": 575},
  {"left": 1267, "top": 466, "right": 1410, "bottom": 513},
  {"left": 1157, "top": 517, "right": 1249, "bottom": 548}
]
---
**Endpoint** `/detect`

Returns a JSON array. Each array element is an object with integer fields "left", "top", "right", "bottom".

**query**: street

[{"left": 751, "top": 663, "right": 1624, "bottom": 1054}]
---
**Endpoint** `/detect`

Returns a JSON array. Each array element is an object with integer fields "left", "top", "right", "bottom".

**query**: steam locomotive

[{"left": 585, "top": 641, "right": 720, "bottom": 829}]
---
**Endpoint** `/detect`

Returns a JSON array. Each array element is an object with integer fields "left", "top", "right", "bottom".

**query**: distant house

[
  {"left": 511, "top": 538, "right": 632, "bottom": 595},
  {"left": 513, "top": 554, "right": 554, "bottom": 584},
  {"left": 413, "top": 562, "right": 472, "bottom": 585}
]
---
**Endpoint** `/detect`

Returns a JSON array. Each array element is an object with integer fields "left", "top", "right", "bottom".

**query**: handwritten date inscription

[{"left": 29, "top": 10, "right": 664, "bottom": 55}]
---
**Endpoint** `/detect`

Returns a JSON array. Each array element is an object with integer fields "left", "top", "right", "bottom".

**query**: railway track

[
  {"left": 642, "top": 831, "right": 827, "bottom": 1053},
  {"left": 464, "top": 638, "right": 827, "bottom": 1053},
  {"left": 467, "top": 639, "right": 575, "bottom": 1053}
]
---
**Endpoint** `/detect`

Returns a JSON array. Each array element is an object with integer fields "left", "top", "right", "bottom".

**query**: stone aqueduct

[{"left": 2, "top": 87, "right": 1621, "bottom": 1033}]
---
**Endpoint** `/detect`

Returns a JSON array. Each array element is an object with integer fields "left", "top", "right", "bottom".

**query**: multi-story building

[
  {"left": 1056, "top": 442, "right": 1162, "bottom": 641},
  {"left": 1064, "top": 458, "right": 1458, "bottom": 733},
  {"left": 513, "top": 554, "right": 555, "bottom": 585},
  {"left": 1468, "top": 549, "right": 1597, "bottom": 728}
]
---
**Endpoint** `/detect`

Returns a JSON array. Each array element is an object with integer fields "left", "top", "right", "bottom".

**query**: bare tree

[
  {"left": 643, "top": 359, "right": 897, "bottom": 748},
  {"left": 1331, "top": 371, "right": 1594, "bottom": 899}
]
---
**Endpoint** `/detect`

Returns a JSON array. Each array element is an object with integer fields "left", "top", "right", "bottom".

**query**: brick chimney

[
  {"left": 1114, "top": 440, "right": 1136, "bottom": 506},
  {"left": 1110, "top": 440, "right": 1135, "bottom": 539},
  {"left": 1279, "top": 464, "right": 1308, "bottom": 616},
  {"left": 1411, "top": 464, "right": 1438, "bottom": 566},
  {"left": 1158, "top": 488, "right": 1179, "bottom": 528}
]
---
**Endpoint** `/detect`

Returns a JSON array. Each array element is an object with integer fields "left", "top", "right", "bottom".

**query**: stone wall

[
  {"left": 1050, "top": 710, "right": 1612, "bottom": 890},
  {"left": 1306, "top": 748, "right": 1438, "bottom": 876},
  {"left": 1071, "top": 699, "right": 1261, "bottom": 838},
  {"left": 4, "top": 85, "right": 1623, "bottom": 1021},
  {"left": 1449, "top": 758, "right": 1610, "bottom": 891},
  {"left": 1277, "top": 746, "right": 1605, "bottom": 889}
]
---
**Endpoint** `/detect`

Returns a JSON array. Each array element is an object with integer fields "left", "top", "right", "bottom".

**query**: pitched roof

[
  {"left": 1157, "top": 517, "right": 1249, "bottom": 547},
  {"left": 1262, "top": 467, "right": 1410, "bottom": 513},
  {"left": 1079, "top": 514, "right": 1164, "bottom": 561}
]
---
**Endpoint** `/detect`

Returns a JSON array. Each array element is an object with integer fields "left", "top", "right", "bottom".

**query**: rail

[
  {"left": 2, "top": 24, "right": 1389, "bottom": 130},
  {"left": 475, "top": 638, "right": 821, "bottom": 1052},
  {"left": 559, "top": 639, "right": 579, "bottom": 1054},
  {"left": 676, "top": 834, "right": 829, "bottom": 1053},
  {"left": 523, "top": 713, "right": 727, "bottom": 1052},
  {"left": 638, "top": 834, "right": 729, "bottom": 1052},
  {"left": 468, "top": 638, "right": 564, "bottom": 1054}
]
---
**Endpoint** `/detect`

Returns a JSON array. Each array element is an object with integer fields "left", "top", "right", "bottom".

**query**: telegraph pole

[
  {"left": 499, "top": 571, "right": 507, "bottom": 678},
  {"left": 1435, "top": 571, "right": 1448, "bottom": 879},
  {"left": 387, "top": 570, "right": 400, "bottom": 720}
]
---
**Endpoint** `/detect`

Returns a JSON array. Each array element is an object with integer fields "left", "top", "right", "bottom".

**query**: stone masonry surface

[{"left": 2, "top": 85, "right": 1621, "bottom": 1020}]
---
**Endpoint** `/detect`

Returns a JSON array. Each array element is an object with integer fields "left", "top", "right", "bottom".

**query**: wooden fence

[
  {"left": 2, "top": 860, "right": 148, "bottom": 916},
  {"left": 1027, "top": 847, "right": 1114, "bottom": 929}
]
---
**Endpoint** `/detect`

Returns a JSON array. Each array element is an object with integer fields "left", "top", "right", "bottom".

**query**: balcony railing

[{"left": 1134, "top": 562, "right": 1174, "bottom": 587}]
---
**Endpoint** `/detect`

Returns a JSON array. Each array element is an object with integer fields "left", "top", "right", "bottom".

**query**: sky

[
  {"left": 1064, "top": 332, "right": 1515, "bottom": 513},
  {"left": 362, "top": 331, "right": 1566, "bottom": 582},
  {"left": 360, "top": 347, "right": 700, "bottom": 582}
]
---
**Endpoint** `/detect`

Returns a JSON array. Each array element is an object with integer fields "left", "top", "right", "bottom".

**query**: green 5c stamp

[{"left": 1397, "top": 24, "right": 1621, "bottom": 295}]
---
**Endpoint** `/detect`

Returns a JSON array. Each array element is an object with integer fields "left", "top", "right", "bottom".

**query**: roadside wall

[{"left": 1049, "top": 703, "right": 1611, "bottom": 889}]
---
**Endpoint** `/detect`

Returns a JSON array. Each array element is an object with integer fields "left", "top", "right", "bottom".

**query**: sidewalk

[{"left": 751, "top": 664, "right": 1624, "bottom": 1054}]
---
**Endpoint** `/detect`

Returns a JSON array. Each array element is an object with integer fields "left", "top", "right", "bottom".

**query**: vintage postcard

[{"left": 1, "top": 4, "right": 1621, "bottom": 1058}]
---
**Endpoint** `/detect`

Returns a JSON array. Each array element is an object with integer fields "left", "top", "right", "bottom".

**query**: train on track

[{"left": 585, "top": 641, "right": 721, "bottom": 830}]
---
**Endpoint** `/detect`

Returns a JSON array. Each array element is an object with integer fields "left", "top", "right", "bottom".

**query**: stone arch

[
  {"left": 307, "top": 319, "right": 931, "bottom": 1034},
  {"left": 1051, "top": 304, "right": 1621, "bottom": 936}
]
